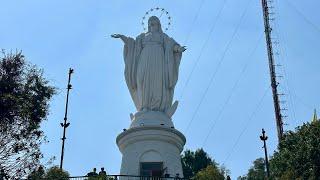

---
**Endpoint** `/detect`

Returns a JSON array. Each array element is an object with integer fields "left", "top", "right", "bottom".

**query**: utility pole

[
  {"left": 59, "top": 68, "right": 74, "bottom": 170},
  {"left": 261, "top": 0, "right": 284, "bottom": 142},
  {"left": 260, "top": 128, "right": 270, "bottom": 178}
]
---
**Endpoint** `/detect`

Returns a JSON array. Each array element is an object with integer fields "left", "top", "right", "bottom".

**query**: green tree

[
  {"left": 194, "top": 165, "right": 225, "bottom": 180},
  {"left": 44, "top": 166, "right": 69, "bottom": 180},
  {"left": 269, "top": 120, "right": 320, "bottom": 179},
  {"left": 181, "top": 148, "right": 227, "bottom": 179},
  {"left": 0, "top": 51, "right": 56, "bottom": 178},
  {"left": 241, "top": 120, "right": 320, "bottom": 180},
  {"left": 238, "top": 158, "right": 266, "bottom": 180},
  {"left": 27, "top": 166, "right": 45, "bottom": 180}
]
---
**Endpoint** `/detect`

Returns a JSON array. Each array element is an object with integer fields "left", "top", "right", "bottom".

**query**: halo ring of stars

[{"left": 142, "top": 7, "right": 172, "bottom": 31}]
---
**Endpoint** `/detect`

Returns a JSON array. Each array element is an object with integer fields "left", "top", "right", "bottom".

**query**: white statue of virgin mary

[{"left": 112, "top": 16, "right": 186, "bottom": 118}]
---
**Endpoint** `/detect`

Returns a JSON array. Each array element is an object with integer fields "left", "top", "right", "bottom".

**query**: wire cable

[
  {"left": 271, "top": 1, "right": 306, "bottom": 127},
  {"left": 280, "top": 0, "right": 319, "bottom": 124},
  {"left": 184, "top": 0, "right": 253, "bottom": 134},
  {"left": 273, "top": 29, "right": 298, "bottom": 127},
  {"left": 284, "top": 0, "right": 320, "bottom": 34},
  {"left": 201, "top": 32, "right": 264, "bottom": 147},
  {"left": 179, "top": 0, "right": 228, "bottom": 100},
  {"left": 183, "top": 0, "right": 206, "bottom": 45},
  {"left": 267, "top": 1, "right": 297, "bottom": 128},
  {"left": 292, "top": 93, "right": 314, "bottom": 110},
  {"left": 222, "top": 85, "right": 270, "bottom": 164}
]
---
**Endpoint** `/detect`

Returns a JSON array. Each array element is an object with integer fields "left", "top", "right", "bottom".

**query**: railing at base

[{"left": 68, "top": 174, "right": 190, "bottom": 180}]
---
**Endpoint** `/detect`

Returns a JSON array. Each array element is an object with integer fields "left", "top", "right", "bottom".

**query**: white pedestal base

[{"left": 116, "top": 125, "right": 186, "bottom": 179}]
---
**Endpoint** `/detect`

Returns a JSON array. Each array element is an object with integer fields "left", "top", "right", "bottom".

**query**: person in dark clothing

[
  {"left": 99, "top": 167, "right": 107, "bottom": 176},
  {"left": 98, "top": 167, "right": 107, "bottom": 180},
  {"left": 87, "top": 168, "right": 98, "bottom": 177}
]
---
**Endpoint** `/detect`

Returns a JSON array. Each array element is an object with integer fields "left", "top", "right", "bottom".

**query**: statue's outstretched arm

[
  {"left": 111, "top": 34, "right": 128, "bottom": 44},
  {"left": 173, "top": 44, "right": 187, "bottom": 53}
]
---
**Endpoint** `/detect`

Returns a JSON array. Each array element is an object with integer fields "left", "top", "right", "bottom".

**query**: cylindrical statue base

[{"left": 116, "top": 124, "right": 186, "bottom": 179}]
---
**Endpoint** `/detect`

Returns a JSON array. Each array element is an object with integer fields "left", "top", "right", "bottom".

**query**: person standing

[{"left": 98, "top": 167, "right": 107, "bottom": 180}]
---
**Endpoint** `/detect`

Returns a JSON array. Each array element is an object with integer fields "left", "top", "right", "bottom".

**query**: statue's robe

[{"left": 123, "top": 32, "right": 182, "bottom": 117}]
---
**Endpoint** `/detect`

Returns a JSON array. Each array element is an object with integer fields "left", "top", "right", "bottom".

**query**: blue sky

[{"left": 1, "top": 0, "right": 319, "bottom": 178}]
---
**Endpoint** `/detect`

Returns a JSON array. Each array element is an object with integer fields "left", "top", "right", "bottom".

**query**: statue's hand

[
  {"left": 111, "top": 34, "right": 128, "bottom": 43},
  {"left": 178, "top": 46, "right": 187, "bottom": 53},
  {"left": 111, "top": 34, "right": 122, "bottom": 38}
]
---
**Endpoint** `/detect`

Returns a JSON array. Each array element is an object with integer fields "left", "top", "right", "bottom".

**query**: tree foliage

[
  {"left": 181, "top": 148, "right": 227, "bottom": 179},
  {"left": 27, "top": 166, "right": 45, "bottom": 180},
  {"left": 0, "top": 51, "right": 56, "bottom": 178},
  {"left": 240, "top": 120, "right": 320, "bottom": 180},
  {"left": 194, "top": 165, "right": 225, "bottom": 180},
  {"left": 27, "top": 166, "right": 69, "bottom": 180},
  {"left": 269, "top": 120, "right": 320, "bottom": 179},
  {"left": 44, "top": 166, "right": 69, "bottom": 180},
  {"left": 238, "top": 158, "right": 266, "bottom": 180}
]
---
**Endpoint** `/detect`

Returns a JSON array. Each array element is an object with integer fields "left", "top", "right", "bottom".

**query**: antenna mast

[
  {"left": 261, "top": 0, "right": 284, "bottom": 142},
  {"left": 59, "top": 68, "right": 74, "bottom": 169}
]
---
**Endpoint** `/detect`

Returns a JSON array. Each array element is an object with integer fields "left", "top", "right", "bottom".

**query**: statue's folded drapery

[{"left": 122, "top": 32, "right": 182, "bottom": 116}]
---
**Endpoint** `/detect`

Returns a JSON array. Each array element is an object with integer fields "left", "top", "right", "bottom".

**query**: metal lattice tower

[{"left": 261, "top": 0, "right": 284, "bottom": 142}]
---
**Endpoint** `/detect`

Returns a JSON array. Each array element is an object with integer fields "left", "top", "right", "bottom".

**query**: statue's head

[{"left": 148, "top": 16, "right": 163, "bottom": 33}]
